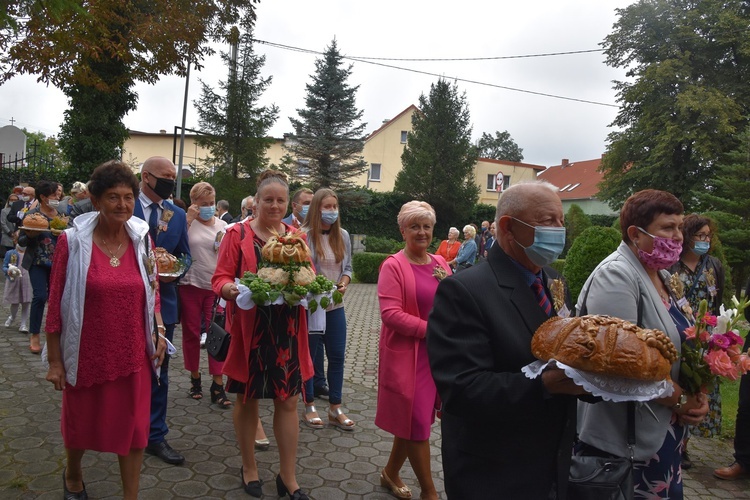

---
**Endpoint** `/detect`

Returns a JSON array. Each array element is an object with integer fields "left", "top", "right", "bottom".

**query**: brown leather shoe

[{"left": 714, "top": 462, "right": 750, "bottom": 480}]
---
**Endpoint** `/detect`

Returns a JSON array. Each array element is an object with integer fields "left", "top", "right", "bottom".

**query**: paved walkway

[{"left": 0, "top": 284, "right": 748, "bottom": 498}]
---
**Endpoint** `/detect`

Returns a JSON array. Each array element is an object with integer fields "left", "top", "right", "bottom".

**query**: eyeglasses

[{"left": 694, "top": 233, "right": 712, "bottom": 242}]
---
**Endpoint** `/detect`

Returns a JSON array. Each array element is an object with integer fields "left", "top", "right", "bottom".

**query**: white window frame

[
  {"left": 369, "top": 163, "right": 382, "bottom": 182},
  {"left": 400, "top": 131, "right": 408, "bottom": 144}
]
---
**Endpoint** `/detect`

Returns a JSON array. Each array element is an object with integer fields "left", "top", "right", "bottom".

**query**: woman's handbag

[
  {"left": 568, "top": 403, "right": 635, "bottom": 500},
  {"left": 206, "top": 222, "right": 245, "bottom": 362},
  {"left": 206, "top": 298, "right": 230, "bottom": 361}
]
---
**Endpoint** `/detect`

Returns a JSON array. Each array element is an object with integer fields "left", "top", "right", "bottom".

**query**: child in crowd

[{"left": 3, "top": 235, "right": 31, "bottom": 331}]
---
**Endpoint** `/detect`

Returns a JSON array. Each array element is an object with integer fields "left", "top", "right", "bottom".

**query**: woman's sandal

[
  {"left": 328, "top": 407, "right": 355, "bottom": 431},
  {"left": 210, "top": 381, "right": 232, "bottom": 409},
  {"left": 380, "top": 469, "right": 412, "bottom": 499},
  {"left": 188, "top": 376, "right": 202, "bottom": 400},
  {"left": 303, "top": 404, "right": 325, "bottom": 429}
]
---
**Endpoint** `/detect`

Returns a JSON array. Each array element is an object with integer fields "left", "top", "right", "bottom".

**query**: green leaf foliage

[
  {"left": 196, "top": 27, "right": 278, "bottom": 181},
  {"left": 701, "top": 124, "right": 750, "bottom": 295},
  {"left": 564, "top": 204, "right": 592, "bottom": 257},
  {"left": 286, "top": 39, "right": 368, "bottom": 191},
  {"left": 395, "top": 79, "right": 479, "bottom": 230},
  {"left": 598, "top": 0, "right": 750, "bottom": 210},
  {"left": 352, "top": 252, "right": 390, "bottom": 284},
  {"left": 477, "top": 130, "right": 524, "bottom": 161},
  {"left": 564, "top": 226, "right": 622, "bottom": 303}
]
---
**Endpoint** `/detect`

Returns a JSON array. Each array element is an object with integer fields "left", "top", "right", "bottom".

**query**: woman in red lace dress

[
  {"left": 45, "top": 161, "right": 166, "bottom": 500},
  {"left": 213, "top": 170, "right": 313, "bottom": 500}
]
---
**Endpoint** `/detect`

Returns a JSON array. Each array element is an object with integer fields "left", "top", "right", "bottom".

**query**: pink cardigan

[{"left": 375, "top": 250, "right": 451, "bottom": 438}]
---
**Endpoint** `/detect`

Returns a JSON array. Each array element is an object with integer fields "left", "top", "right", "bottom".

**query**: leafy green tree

[
  {"left": 2, "top": 0, "right": 259, "bottom": 179},
  {"left": 22, "top": 129, "right": 66, "bottom": 170},
  {"left": 477, "top": 130, "right": 524, "bottom": 161},
  {"left": 285, "top": 39, "right": 368, "bottom": 191},
  {"left": 702, "top": 125, "right": 750, "bottom": 295},
  {"left": 395, "top": 79, "right": 479, "bottom": 235},
  {"left": 564, "top": 204, "right": 592, "bottom": 256},
  {"left": 598, "top": 0, "right": 750, "bottom": 210},
  {"left": 564, "top": 226, "right": 621, "bottom": 303},
  {"left": 196, "top": 27, "right": 278, "bottom": 182}
]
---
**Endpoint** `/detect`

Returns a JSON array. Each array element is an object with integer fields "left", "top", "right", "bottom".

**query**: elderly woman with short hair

[
  {"left": 376, "top": 201, "right": 450, "bottom": 500},
  {"left": 436, "top": 227, "right": 460, "bottom": 267},
  {"left": 576, "top": 189, "right": 709, "bottom": 498},
  {"left": 179, "top": 181, "right": 230, "bottom": 408},
  {"left": 453, "top": 224, "right": 477, "bottom": 271}
]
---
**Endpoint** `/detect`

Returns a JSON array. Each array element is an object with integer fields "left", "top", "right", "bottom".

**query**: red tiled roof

[
  {"left": 478, "top": 157, "right": 546, "bottom": 172},
  {"left": 366, "top": 105, "right": 420, "bottom": 141},
  {"left": 537, "top": 158, "right": 603, "bottom": 200}
]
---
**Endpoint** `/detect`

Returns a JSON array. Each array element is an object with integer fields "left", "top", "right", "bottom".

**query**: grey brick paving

[{"left": 0, "top": 283, "right": 747, "bottom": 498}]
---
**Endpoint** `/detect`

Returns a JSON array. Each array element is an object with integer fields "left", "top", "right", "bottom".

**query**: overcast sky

[{"left": 1, "top": 0, "right": 635, "bottom": 167}]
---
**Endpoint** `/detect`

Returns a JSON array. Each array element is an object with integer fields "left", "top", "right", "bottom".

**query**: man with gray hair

[
  {"left": 427, "top": 180, "right": 583, "bottom": 499},
  {"left": 230, "top": 195, "right": 254, "bottom": 223},
  {"left": 216, "top": 199, "right": 232, "bottom": 223}
]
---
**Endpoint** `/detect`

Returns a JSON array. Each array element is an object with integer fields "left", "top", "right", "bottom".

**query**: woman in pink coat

[{"left": 376, "top": 201, "right": 450, "bottom": 500}]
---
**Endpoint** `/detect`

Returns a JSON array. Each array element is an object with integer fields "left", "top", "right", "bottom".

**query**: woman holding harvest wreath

[
  {"left": 212, "top": 170, "right": 312, "bottom": 500},
  {"left": 575, "top": 189, "right": 708, "bottom": 499}
]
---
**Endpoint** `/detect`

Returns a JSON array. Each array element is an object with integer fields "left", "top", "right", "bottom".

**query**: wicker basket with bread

[
  {"left": 21, "top": 213, "right": 49, "bottom": 231},
  {"left": 531, "top": 315, "right": 678, "bottom": 382}
]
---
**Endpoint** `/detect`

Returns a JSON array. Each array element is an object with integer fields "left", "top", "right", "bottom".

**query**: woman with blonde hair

[
  {"left": 212, "top": 170, "right": 312, "bottom": 499},
  {"left": 436, "top": 227, "right": 460, "bottom": 265},
  {"left": 179, "top": 181, "right": 230, "bottom": 408},
  {"left": 301, "top": 188, "right": 355, "bottom": 431},
  {"left": 376, "top": 200, "right": 450, "bottom": 499}
]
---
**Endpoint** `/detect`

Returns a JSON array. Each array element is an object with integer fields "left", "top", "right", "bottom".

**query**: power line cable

[{"left": 254, "top": 39, "right": 618, "bottom": 108}]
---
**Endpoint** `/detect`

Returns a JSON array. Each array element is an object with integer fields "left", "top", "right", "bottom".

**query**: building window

[
  {"left": 486, "top": 174, "right": 496, "bottom": 190},
  {"left": 503, "top": 175, "right": 511, "bottom": 190},
  {"left": 400, "top": 131, "right": 408, "bottom": 143},
  {"left": 369, "top": 163, "right": 381, "bottom": 181},
  {"left": 297, "top": 159, "right": 310, "bottom": 176}
]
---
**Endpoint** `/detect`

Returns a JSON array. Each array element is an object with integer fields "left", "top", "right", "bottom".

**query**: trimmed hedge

[
  {"left": 352, "top": 252, "right": 390, "bottom": 283},
  {"left": 564, "top": 226, "right": 621, "bottom": 302},
  {"left": 363, "top": 236, "right": 404, "bottom": 254},
  {"left": 549, "top": 259, "right": 565, "bottom": 275}
]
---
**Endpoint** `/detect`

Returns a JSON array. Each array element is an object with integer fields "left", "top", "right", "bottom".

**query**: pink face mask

[{"left": 634, "top": 227, "right": 682, "bottom": 270}]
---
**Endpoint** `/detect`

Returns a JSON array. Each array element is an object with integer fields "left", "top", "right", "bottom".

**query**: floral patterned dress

[
  {"left": 225, "top": 234, "right": 302, "bottom": 400},
  {"left": 672, "top": 257, "right": 722, "bottom": 437}
]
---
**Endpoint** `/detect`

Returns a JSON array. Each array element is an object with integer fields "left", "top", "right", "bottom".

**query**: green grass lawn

[{"left": 720, "top": 378, "right": 741, "bottom": 440}]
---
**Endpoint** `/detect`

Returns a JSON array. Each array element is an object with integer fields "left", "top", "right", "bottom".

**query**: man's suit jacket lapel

[{"left": 487, "top": 245, "right": 550, "bottom": 336}]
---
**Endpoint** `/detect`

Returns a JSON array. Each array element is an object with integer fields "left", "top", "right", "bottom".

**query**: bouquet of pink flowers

[{"left": 680, "top": 296, "right": 750, "bottom": 394}]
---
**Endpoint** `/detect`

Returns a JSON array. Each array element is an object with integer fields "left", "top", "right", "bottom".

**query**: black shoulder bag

[
  {"left": 567, "top": 284, "right": 639, "bottom": 500},
  {"left": 206, "top": 223, "right": 245, "bottom": 362}
]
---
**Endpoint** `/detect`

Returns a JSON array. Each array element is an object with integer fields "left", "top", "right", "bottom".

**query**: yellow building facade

[{"left": 121, "top": 106, "right": 543, "bottom": 201}]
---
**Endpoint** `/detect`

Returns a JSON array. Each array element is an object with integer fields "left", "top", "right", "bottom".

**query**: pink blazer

[{"left": 375, "top": 250, "right": 450, "bottom": 438}]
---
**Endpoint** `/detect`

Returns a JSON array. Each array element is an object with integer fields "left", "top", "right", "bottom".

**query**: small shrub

[
  {"left": 353, "top": 252, "right": 390, "bottom": 283},
  {"left": 564, "top": 226, "right": 621, "bottom": 302},
  {"left": 590, "top": 214, "right": 617, "bottom": 228},
  {"left": 363, "top": 236, "right": 403, "bottom": 254}
]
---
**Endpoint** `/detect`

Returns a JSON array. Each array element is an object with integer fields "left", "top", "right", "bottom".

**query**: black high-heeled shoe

[
  {"left": 276, "top": 474, "right": 309, "bottom": 500},
  {"left": 240, "top": 466, "right": 262, "bottom": 497},
  {"left": 63, "top": 467, "right": 88, "bottom": 500}
]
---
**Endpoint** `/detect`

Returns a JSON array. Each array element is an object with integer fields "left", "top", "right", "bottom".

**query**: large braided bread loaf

[{"left": 531, "top": 315, "right": 678, "bottom": 381}]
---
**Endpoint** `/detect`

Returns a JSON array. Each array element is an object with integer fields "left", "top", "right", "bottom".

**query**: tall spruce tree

[
  {"left": 395, "top": 79, "right": 479, "bottom": 232},
  {"left": 196, "top": 27, "right": 278, "bottom": 181},
  {"left": 286, "top": 39, "right": 367, "bottom": 191},
  {"left": 702, "top": 124, "right": 750, "bottom": 294}
]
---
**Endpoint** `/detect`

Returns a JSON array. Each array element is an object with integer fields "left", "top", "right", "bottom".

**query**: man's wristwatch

[{"left": 672, "top": 393, "right": 687, "bottom": 410}]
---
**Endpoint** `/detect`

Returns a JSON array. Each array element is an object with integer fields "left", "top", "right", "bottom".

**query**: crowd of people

[{"left": 3, "top": 159, "right": 747, "bottom": 498}]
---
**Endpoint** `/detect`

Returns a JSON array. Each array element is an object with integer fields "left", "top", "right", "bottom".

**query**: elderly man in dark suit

[
  {"left": 135, "top": 156, "right": 191, "bottom": 465},
  {"left": 427, "top": 180, "right": 584, "bottom": 499}
]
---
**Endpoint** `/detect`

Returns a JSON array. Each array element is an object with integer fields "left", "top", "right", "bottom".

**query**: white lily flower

[
  {"left": 716, "top": 305, "right": 735, "bottom": 334},
  {"left": 732, "top": 295, "right": 740, "bottom": 308}
]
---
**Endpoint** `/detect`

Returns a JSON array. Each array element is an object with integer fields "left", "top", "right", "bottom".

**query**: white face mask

[{"left": 48, "top": 199, "right": 60, "bottom": 208}]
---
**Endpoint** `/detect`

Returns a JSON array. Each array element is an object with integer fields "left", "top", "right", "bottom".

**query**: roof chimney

[
  {"left": 159, "top": 129, "right": 166, "bottom": 134},
  {"left": 561, "top": 159, "right": 569, "bottom": 168}
]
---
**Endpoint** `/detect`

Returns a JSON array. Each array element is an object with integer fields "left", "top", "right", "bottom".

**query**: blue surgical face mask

[
  {"left": 511, "top": 217, "right": 566, "bottom": 267},
  {"left": 321, "top": 210, "right": 339, "bottom": 225},
  {"left": 692, "top": 241, "right": 710, "bottom": 256},
  {"left": 298, "top": 204, "right": 309, "bottom": 220},
  {"left": 199, "top": 205, "right": 215, "bottom": 221}
]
